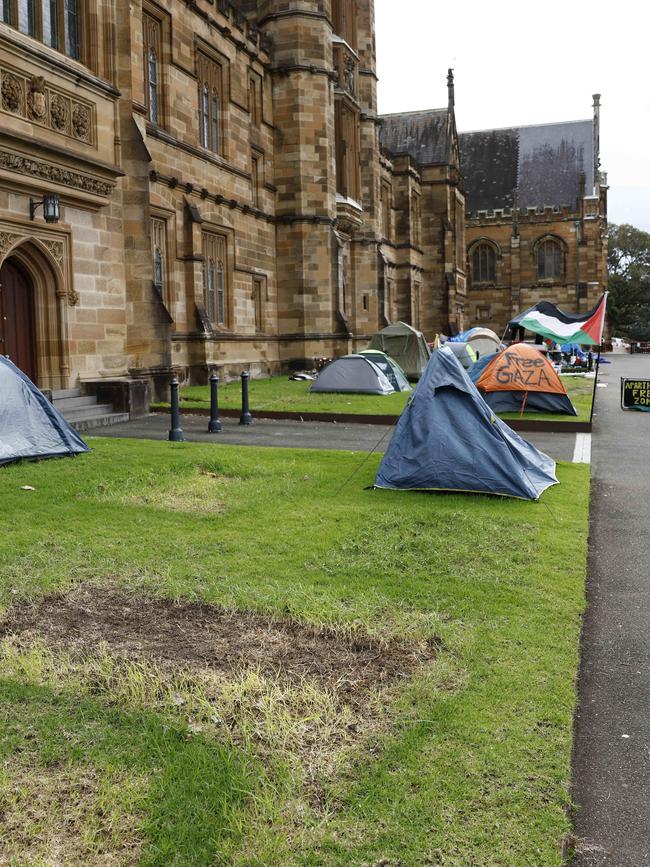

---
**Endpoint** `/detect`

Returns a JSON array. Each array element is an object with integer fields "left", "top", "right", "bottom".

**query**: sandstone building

[
  {"left": 459, "top": 98, "right": 608, "bottom": 338},
  {"left": 0, "top": 0, "right": 463, "bottom": 409},
  {"left": 0, "top": 0, "right": 605, "bottom": 415},
  {"left": 379, "top": 97, "right": 608, "bottom": 340}
]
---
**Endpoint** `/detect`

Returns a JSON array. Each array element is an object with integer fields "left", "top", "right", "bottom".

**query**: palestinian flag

[{"left": 509, "top": 294, "right": 608, "bottom": 346}]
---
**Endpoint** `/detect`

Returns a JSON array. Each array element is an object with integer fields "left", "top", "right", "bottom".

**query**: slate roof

[
  {"left": 459, "top": 119, "right": 594, "bottom": 215},
  {"left": 380, "top": 109, "right": 451, "bottom": 166}
]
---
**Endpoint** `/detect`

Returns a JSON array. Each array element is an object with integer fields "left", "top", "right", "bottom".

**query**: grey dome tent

[
  {"left": 0, "top": 356, "right": 90, "bottom": 466},
  {"left": 367, "top": 322, "right": 431, "bottom": 380},
  {"left": 310, "top": 355, "right": 394, "bottom": 395},
  {"left": 358, "top": 350, "right": 411, "bottom": 392},
  {"left": 374, "top": 347, "right": 558, "bottom": 500},
  {"left": 465, "top": 327, "right": 502, "bottom": 358},
  {"left": 445, "top": 341, "right": 477, "bottom": 370}
]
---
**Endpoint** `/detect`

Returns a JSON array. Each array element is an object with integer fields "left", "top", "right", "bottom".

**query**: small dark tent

[
  {"left": 367, "top": 322, "right": 431, "bottom": 380},
  {"left": 374, "top": 347, "right": 558, "bottom": 500},
  {"left": 476, "top": 343, "right": 577, "bottom": 415},
  {"left": 310, "top": 355, "right": 394, "bottom": 395},
  {"left": 0, "top": 356, "right": 90, "bottom": 466},
  {"left": 358, "top": 350, "right": 411, "bottom": 392}
]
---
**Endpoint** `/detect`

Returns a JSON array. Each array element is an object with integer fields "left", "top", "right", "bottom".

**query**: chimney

[
  {"left": 447, "top": 68, "right": 455, "bottom": 111},
  {"left": 592, "top": 93, "right": 601, "bottom": 194}
]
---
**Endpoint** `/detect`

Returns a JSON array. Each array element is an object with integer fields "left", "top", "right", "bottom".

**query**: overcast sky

[{"left": 375, "top": 0, "right": 650, "bottom": 232}]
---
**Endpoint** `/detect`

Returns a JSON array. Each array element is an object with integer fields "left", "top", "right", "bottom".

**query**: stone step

[
  {"left": 52, "top": 395, "right": 98, "bottom": 411},
  {"left": 69, "top": 412, "right": 130, "bottom": 432},
  {"left": 60, "top": 403, "right": 116, "bottom": 421},
  {"left": 51, "top": 387, "right": 83, "bottom": 400}
]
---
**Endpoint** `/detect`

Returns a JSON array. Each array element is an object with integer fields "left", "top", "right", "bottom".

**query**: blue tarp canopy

[
  {"left": 0, "top": 356, "right": 90, "bottom": 466},
  {"left": 560, "top": 343, "right": 588, "bottom": 359},
  {"left": 375, "top": 347, "right": 558, "bottom": 500}
]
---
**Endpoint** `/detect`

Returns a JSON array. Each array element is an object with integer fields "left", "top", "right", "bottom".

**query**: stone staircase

[{"left": 51, "top": 387, "right": 130, "bottom": 431}]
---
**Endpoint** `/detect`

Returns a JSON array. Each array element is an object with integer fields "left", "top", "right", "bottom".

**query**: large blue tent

[
  {"left": 375, "top": 347, "right": 558, "bottom": 500},
  {"left": 0, "top": 356, "right": 90, "bottom": 466}
]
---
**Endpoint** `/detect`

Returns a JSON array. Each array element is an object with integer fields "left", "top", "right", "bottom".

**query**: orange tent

[{"left": 476, "top": 343, "right": 577, "bottom": 415}]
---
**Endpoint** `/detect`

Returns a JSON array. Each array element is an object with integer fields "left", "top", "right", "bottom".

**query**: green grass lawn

[
  {"left": 159, "top": 373, "right": 595, "bottom": 423},
  {"left": 0, "top": 439, "right": 590, "bottom": 865}
]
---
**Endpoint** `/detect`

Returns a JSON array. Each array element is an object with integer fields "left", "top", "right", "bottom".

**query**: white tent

[{"left": 465, "top": 327, "right": 502, "bottom": 359}]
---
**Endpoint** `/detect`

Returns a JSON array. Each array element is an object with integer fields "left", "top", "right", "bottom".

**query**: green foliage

[
  {"left": 607, "top": 223, "right": 650, "bottom": 339},
  {"left": 0, "top": 440, "right": 590, "bottom": 864}
]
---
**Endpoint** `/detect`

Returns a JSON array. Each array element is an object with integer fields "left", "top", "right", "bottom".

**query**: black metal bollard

[
  {"left": 208, "top": 372, "right": 223, "bottom": 433},
  {"left": 168, "top": 377, "right": 185, "bottom": 442},
  {"left": 239, "top": 371, "right": 253, "bottom": 425}
]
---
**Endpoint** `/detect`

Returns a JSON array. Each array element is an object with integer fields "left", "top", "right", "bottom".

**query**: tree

[{"left": 608, "top": 223, "right": 650, "bottom": 340}]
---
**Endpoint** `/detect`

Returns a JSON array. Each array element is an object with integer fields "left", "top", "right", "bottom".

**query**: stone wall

[{"left": 465, "top": 191, "right": 608, "bottom": 336}]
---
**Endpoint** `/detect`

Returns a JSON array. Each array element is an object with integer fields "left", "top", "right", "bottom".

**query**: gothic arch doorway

[
  {"left": 0, "top": 237, "right": 72, "bottom": 390},
  {"left": 0, "top": 258, "right": 37, "bottom": 382}
]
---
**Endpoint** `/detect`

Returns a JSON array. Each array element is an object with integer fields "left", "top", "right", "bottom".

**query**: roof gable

[
  {"left": 459, "top": 119, "right": 594, "bottom": 214},
  {"left": 380, "top": 109, "right": 452, "bottom": 166}
]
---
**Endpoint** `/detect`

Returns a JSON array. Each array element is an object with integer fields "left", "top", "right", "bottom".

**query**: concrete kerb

[{"left": 152, "top": 405, "right": 593, "bottom": 433}]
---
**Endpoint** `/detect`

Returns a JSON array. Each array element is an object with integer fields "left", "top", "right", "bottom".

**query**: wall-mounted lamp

[{"left": 29, "top": 193, "right": 60, "bottom": 224}]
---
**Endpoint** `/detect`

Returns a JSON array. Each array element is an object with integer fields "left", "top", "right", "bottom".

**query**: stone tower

[
  {"left": 256, "top": 0, "right": 338, "bottom": 365},
  {"left": 254, "top": 0, "right": 383, "bottom": 364}
]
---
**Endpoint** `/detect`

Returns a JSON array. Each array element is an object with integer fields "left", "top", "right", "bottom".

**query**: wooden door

[{"left": 0, "top": 259, "right": 37, "bottom": 382}]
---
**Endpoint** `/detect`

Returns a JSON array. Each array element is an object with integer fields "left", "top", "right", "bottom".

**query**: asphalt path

[
  {"left": 92, "top": 411, "right": 580, "bottom": 462},
  {"left": 571, "top": 354, "right": 650, "bottom": 865}
]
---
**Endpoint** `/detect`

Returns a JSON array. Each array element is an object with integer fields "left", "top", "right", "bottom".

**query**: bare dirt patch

[{"left": 0, "top": 588, "right": 438, "bottom": 702}]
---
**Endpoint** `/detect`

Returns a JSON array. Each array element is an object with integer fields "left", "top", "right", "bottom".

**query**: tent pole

[
  {"left": 589, "top": 344, "right": 602, "bottom": 426},
  {"left": 519, "top": 391, "right": 528, "bottom": 417}
]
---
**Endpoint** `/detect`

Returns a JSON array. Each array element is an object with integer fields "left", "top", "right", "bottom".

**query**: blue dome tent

[
  {"left": 374, "top": 347, "right": 558, "bottom": 500},
  {"left": 0, "top": 356, "right": 90, "bottom": 466}
]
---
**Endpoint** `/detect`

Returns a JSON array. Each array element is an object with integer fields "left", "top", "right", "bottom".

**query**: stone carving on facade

[
  {"left": 344, "top": 56, "right": 356, "bottom": 96},
  {"left": 41, "top": 238, "right": 65, "bottom": 268},
  {"left": 50, "top": 94, "right": 70, "bottom": 133},
  {"left": 28, "top": 76, "right": 47, "bottom": 121},
  {"left": 0, "top": 150, "right": 113, "bottom": 196},
  {"left": 0, "top": 231, "right": 22, "bottom": 258},
  {"left": 1, "top": 73, "right": 23, "bottom": 114},
  {"left": 72, "top": 104, "right": 90, "bottom": 142},
  {"left": 0, "top": 66, "right": 94, "bottom": 144},
  {"left": 67, "top": 287, "right": 80, "bottom": 306}
]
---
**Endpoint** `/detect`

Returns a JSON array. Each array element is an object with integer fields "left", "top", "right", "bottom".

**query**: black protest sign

[{"left": 621, "top": 378, "right": 650, "bottom": 409}]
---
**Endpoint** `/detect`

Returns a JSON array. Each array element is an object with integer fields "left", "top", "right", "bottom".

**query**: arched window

[
  {"left": 65, "top": 0, "right": 79, "bottom": 58},
  {"left": 206, "top": 257, "right": 216, "bottom": 322},
  {"left": 472, "top": 243, "right": 496, "bottom": 283},
  {"left": 537, "top": 238, "right": 563, "bottom": 280},
  {"left": 332, "top": 0, "right": 357, "bottom": 49},
  {"left": 143, "top": 12, "right": 164, "bottom": 123},
  {"left": 148, "top": 48, "right": 158, "bottom": 122},
  {"left": 153, "top": 247, "right": 163, "bottom": 289},
  {"left": 216, "top": 259, "right": 224, "bottom": 325},
  {"left": 151, "top": 217, "right": 167, "bottom": 299},
  {"left": 197, "top": 52, "right": 223, "bottom": 154},
  {"left": 212, "top": 88, "right": 220, "bottom": 153},
  {"left": 202, "top": 232, "right": 228, "bottom": 327},
  {"left": 202, "top": 83, "right": 210, "bottom": 147},
  {"left": 8, "top": 0, "right": 80, "bottom": 58}
]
